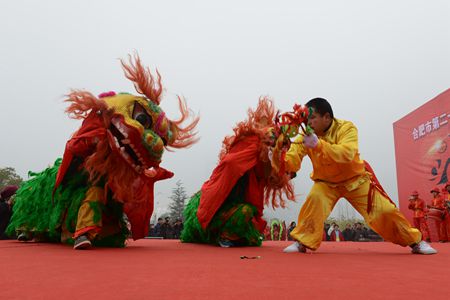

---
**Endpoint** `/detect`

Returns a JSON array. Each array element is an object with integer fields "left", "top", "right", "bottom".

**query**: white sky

[{"left": 1, "top": 1, "right": 449, "bottom": 223}]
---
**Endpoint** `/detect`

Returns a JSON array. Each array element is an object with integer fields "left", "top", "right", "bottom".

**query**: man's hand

[{"left": 303, "top": 133, "right": 319, "bottom": 149}]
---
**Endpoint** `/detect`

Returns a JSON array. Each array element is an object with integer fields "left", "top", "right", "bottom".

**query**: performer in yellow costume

[{"left": 282, "top": 98, "right": 437, "bottom": 254}]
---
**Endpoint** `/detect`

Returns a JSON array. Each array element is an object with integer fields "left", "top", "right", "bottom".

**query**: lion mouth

[{"left": 108, "top": 117, "right": 156, "bottom": 173}]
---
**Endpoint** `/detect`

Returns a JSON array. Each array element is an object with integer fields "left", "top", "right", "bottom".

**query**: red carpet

[{"left": 1, "top": 240, "right": 449, "bottom": 299}]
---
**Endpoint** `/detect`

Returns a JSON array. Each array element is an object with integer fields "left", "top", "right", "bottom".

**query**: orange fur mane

[
  {"left": 167, "top": 95, "right": 200, "bottom": 149},
  {"left": 121, "top": 54, "right": 163, "bottom": 105},
  {"left": 220, "top": 97, "right": 295, "bottom": 209},
  {"left": 121, "top": 54, "right": 199, "bottom": 150}
]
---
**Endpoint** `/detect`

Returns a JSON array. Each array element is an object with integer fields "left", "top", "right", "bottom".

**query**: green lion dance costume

[
  {"left": 7, "top": 54, "right": 199, "bottom": 249},
  {"left": 181, "top": 98, "right": 295, "bottom": 247}
]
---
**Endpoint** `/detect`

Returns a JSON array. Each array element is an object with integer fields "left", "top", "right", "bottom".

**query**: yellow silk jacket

[{"left": 285, "top": 118, "right": 366, "bottom": 184}]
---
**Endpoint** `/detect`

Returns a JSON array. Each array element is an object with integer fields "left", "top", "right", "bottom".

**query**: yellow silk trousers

[
  {"left": 290, "top": 175, "right": 421, "bottom": 250},
  {"left": 74, "top": 186, "right": 105, "bottom": 239}
]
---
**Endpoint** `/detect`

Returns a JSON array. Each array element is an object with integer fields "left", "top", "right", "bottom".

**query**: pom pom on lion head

[{"left": 63, "top": 53, "right": 199, "bottom": 202}]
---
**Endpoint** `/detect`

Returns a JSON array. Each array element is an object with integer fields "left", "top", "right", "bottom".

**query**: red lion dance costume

[
  {"left": 180, "top": 98, "right": 295, "bottom": 247},
  {"left": 8, "top": 54, "right": 199, "bottom": 249}
]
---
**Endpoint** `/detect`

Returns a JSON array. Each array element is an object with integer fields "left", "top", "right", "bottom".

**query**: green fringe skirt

[
  {"left": 180, "top": 177, "right": 263, "bottom": 246},
  {"left": 7, "top": 159, "right": 128, "bottom": 247}
]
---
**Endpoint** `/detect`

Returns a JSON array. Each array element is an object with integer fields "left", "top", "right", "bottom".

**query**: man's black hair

[{"left": 306, "top": 97, "right": 334, "bottom": 119}]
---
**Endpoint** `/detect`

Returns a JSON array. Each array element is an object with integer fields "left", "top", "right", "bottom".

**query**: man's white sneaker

[
  {"left": 283, "top": 241, "right": 307, "bottom": 253},
  {"left": 411, "top": 241, "right": 437, "bottom": 255}
]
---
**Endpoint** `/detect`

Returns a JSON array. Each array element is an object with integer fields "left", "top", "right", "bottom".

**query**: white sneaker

[
  {"left": 283, "top": 241, "right": 307, "bottom": 253},
  {"left": 411, "top": 241, "right": 437, "bottom": 255}
]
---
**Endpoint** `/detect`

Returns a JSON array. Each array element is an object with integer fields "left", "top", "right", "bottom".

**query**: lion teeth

[
  {"left": 114, "top": 123, "right": 129, "bottom": 138},
  {"left": 114, "top": 136, "right": 120, "bottom": 148}
]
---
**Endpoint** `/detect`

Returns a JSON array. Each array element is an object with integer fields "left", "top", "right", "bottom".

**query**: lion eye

[
  {"left": 135, "top": 113, "right": 152, "bottom": 129},
  {"left": 132, "top": 102, "right": 153, "bottom": 129}
]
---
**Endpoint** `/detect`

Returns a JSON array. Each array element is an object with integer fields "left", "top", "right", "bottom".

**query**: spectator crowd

[
  {"left": 262, "top": 220, "right": 383, "bottom": 242},
  {"left": 146, "top": 217, "right": 383, "bottom": 243},
  {"left": 148, "top": 217, "right": 184, "bottom": 239}
]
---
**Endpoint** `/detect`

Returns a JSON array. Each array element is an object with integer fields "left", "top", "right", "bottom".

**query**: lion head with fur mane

[
  {"left": 62, "top": 54, "right": 199, "bottom": 204},
  {"left": 219, "top": 97, "right": 295, "bottom": 209}
]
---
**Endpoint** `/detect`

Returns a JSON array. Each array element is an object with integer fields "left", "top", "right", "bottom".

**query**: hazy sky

[{"left": 1, "top": 1, "right": 449, "bottom": 222}]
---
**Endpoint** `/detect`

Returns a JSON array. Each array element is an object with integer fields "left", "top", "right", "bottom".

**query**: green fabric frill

[
  {"left": 180, "top": 176, "right": 263, "bottom": 246},
  {"left": 7, "top": 158, "right": 128, "bottom": 247}
]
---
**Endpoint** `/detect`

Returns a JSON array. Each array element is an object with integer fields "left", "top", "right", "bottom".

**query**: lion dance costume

[
  {"left": 180, "top": 98, "right": 295, "bottom": 247},
  {"left": 7, "top": 54, "right": 199, "bottom": 249}
]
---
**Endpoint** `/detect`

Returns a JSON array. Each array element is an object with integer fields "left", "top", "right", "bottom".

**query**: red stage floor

[{"left": 1, "top": 239, "right": 449, "bottom": 299}]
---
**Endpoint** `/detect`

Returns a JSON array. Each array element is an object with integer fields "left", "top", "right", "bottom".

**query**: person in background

[
  {"left": 271, "top": 222, "right": 281, "bottom": 241},
  {"left": 263, "top": 225, "right": 271, "bottom": 241},
  {"left": 161, "top": 216, "right": 173, "bottom": 239},
  {"left": 442, "top": 183, "right": 450, "bottom": 239},
  {"left": 0, "top": 185, "right": 18, "bottom": 240},
  {"left": 327, "top": 222, "right": 337, "bottom": 238},
  {"left": 288, "top": 221, "right": 296, "bottom": 241},
  {"left": 148, "top": 223, "right": 155, "bottom": 237},
  {"left": 443, "top": 182, "right": 450, "bottom": 207},
  {"left": 329, "top": 224, "right": 344, "bottom": 241},
  {"left": 154, "top": 218, "right": 164, "bottom": 238},
  {"left": 281, "top": 221, "right": 288, "bottom": 241},
  {"left": 427, "top": 187, "right": 448, "bottom": 243},
  {"left": 342, "top": 223, "right": 354, "bottom": 241},
  {"left": 353, "top": 222, "right": 369, "bottom": 241},
  {"left": 323, "top": 223, "right": 331, "bottom": 241},
  {"left": 172, "top": 219, "right": 184, "bottom": 239},
  {"left": 408, "top": 190, "right": 431, "bottom": 242},
  {"left": 366, "top": 228, "right": 383, "bottom": 241}
]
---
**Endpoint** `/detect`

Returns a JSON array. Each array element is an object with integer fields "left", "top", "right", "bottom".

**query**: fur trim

[{"left": 220, "top": 97, "right": 295, "bottom": 209}]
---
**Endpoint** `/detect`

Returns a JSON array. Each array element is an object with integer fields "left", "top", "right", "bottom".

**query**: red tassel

[{"left": 364, "top": 160, "right": 396, "bottom": 214}]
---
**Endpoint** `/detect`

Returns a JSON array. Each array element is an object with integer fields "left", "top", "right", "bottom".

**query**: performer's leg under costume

[
  {"left": 73, "top": 186, "right": 105, "bottom": 240},
  {"left": 181, "top": 191, "right": 262, "bottom": 246},
  {"left": 290, "top": 177, "right": 421, "bottom": 250}
]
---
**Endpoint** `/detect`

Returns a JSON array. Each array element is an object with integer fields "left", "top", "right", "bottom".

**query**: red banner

[{"left": 393, "top": 89, "right": 449, "bottom": 241}]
